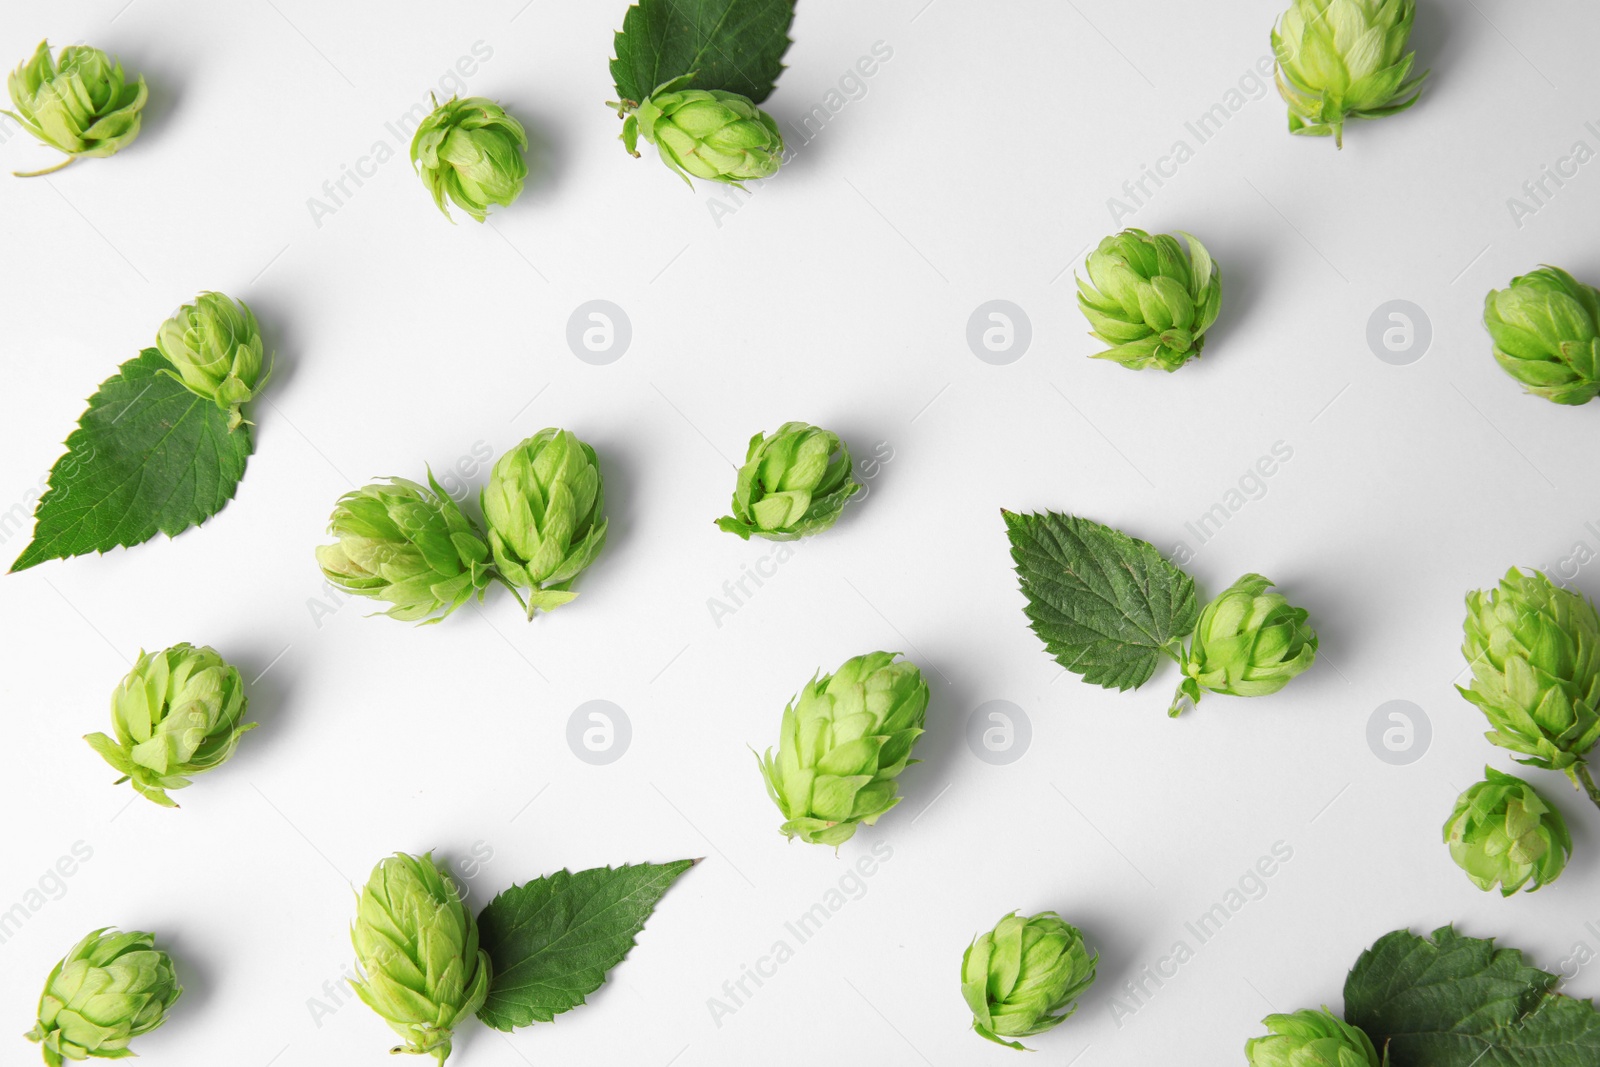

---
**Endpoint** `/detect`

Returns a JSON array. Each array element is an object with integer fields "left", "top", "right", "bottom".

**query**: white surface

[{"left": 4, "top": 1, "right": 1600, "bottom": 1064}]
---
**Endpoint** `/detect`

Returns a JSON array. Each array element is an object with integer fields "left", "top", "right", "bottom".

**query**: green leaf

[
  {"left": 1345, "top": 925, "right": 1600, "bottom": 1066},
  {"left": 610, "top": 0, "right": 795, "bottom": 105},
  {"left": 1003, "top": 510, "right": 1198, "bottom": 690},
  {"left": 10, "top": 349, "right": 253, "bottom": 573},
  {"left": 476, "top": 860, "right": 695, "bottom": 1032}
]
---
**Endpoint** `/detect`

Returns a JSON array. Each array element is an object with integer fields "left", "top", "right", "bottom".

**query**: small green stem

[
  {"left": 14, "top": 155, "right": 75, "bottom": 178},
  {"left": 1577, "top": 762, "right": 1600, "bottom": 812}
]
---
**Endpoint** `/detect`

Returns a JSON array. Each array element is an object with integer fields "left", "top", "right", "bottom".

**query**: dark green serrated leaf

[
  {"left": 1003, "top": 509, "right": 1198, "bottom": 690},
  {"left": 10, "top": 349, "right": 253, "bottom": 573},
  {"left": 476, "top": 860, "right": 694, "bottom": 1032},
  {"left": 610, "top": 0, "right": 795, "bottom": 105},
  {"left": 1345, "top": 925, "right": 1600, "bottom": 1066}
]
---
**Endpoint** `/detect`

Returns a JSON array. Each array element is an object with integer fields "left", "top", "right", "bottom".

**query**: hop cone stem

[
  {"left": 13, "top": 156, "right": 75, "bottom": 178},
  {"left": 1575, "top": 762, "right": 1600, "bottom": 811}
]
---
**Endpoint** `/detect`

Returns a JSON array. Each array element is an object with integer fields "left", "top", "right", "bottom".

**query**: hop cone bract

[
  {"left": 1272, "top": 0, "right": 1428, "bottom": 148},
  {"left": 316, "top": 473, "right": 494, "bottom": 623},
  {"left": 961, "top": 912, "right": 1097, "bottom": 1051},
  {"left": 1443, "top": 766, "right": 1571, "bottom": 895},
  {"left": 84, "top": 643, "right": 255, "bottom": 807},
  {"left": 1076, "top": 229, "right": 1222, "bottom": 372},
  {"left": 1173, "top": 574, "right": 1317, "bottom": 716},
  {"left": 481, "top": 429, "right": 608, "bottom": 616},
  {"left": 1459, "top": 568, "right": 1600, "bottom": 804},
  {"left": 411, "top": 95, "right": 528, "bottom": 223},
  {"left": 758, "top": 652, "right": 929, "bottom": 846},
  {"left": 1483, "top": 267, "right": 1600, "bottom": 406},
  {"left": 25, "top": 928, "right": 181, "bottom": 1067},
  {"left": 716, "top": 422, "right": 861, "bottom": 541},
  {"left": 155, "top": 291, "right": 268, "bottom": 431},
  {"left": 620, "top": 75, "right": 783, "bottom": 187},
  {"left": 351, "top": 852, "right": 489, "bottom": 1065},
  {"left": 4, "top": 40, "right": 146, "bottom": 177},
  {"left": 1245, "top": 1007, "right": 1380, "bottom": 1067}
]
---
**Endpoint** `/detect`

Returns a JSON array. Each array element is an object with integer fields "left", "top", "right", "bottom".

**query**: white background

[{"left": 3, "top": 1, "right": 1600, "bottom": 1064}]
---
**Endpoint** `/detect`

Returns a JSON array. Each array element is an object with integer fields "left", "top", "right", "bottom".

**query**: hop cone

[
  {"left": 25, "top": 928, "right": 181, "bottom": 1067},
  {"left": 758, "top": 652, "right": 929, "bottom": 847},
  {"left": 4, "top": 40, "right": 146, "bottom": 177},
  {"left": 482, "top": 429, "right": 608, "bottom": 617},
  {"left": 1076, "top": 229, "right": 1222, "bottom": 372},
  {"left": 1443, "top": 767, "right": 1571, "bottom": 895},
  {"left": 620, "top": 75, "right": 783, "bottom": 187},
  {"left": 716, "top": 422, "right": 861, "bottom": 541},
  {"left": 1245, "top": 1007, "right": 1380, "bottom": 1067},
  {"left": 961, "top": 912, "right": 1097, "bottom": 1051},
  {"left": 351, "top": 852, "right": 489, "bottom": 1066},
  {"left": 316, "top": 473, "right": 495, "bottom": 623},
  {"left": 1459, "top": 568, "right": 1600, "bottom": 805},
  {"left": 1272, "top": 0, "right": 1428, "bottom": 148},
  {"left": 410, "top": 95, "right": 528, "bottom": 223},
  {"left": 155, "top": 292, "right": 268, "bottom": 431},
  {"left": 1483, "top": 267, "right": 1600, "bottom": 406},
  {"left": 84, "top": 643, "right": 255, "bottom": 807},
  {"left": 1173, "top": 574, "right": 1318, "bottom": 716}
]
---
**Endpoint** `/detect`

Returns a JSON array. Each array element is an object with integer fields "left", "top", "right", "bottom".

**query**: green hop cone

[
  {"left": 1271, "top": 0, "right": 1428, "bottom": 148},
  {"left": 1459, "top": 568, "right": 1600, "bottom": 808},
  {"left": 961, "top": 912, "right": 1097, "bottom": 1051},
  {"left": 758, "top": 652, "right": 929, "bottom": 847},
  {"left": 351, "top": 852, "right": 489, "bottom": 1066},
  {"left": 1483, "top": 267, "right": 1600, "bottom": 406},
  {"left": 481, "top": 429, "right": 608, "bottom": 617},
  {"left": 410, "top": 95, "right": 528, "bottom": 223},
  {"left": 1443, "top": 766, "right": 1571, "bottom": 896},
  {"left": 83, "top": 643, "right": 255, "bottom": 808},
  {"left": 316, "top": 473, "right": 495, "bottom": 624},
  {"left": 4, "top": 40, "right": 147, "bottom": 177},
  {"left": 716, "top": 422, "right": 861, "bottom": 541},
  {"left": 618, "top": 74, "right": 783, "bottom": 187},
  {"left": 154, "top": 291, "right": 269, "bottom": 431},
  {"left": 1076, "top": 229, "right": 1222, "bottom": 372},
  {"left": 25, "top": 928, "right": 181, "bottom": 1067},
  {"left": 1172, "top": 574, "right": 1318, "bottom": 716},
  {"left": 1245, "top": 1007, "right": 1380, "bottom": 1067}
]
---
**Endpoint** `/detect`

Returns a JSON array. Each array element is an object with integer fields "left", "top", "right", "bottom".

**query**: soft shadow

[
  {"left": 222, "top": 644, "right": 297, "bottom": 771},
  {"left": 239, "top": 291, "right": 299, "bottom": 402},
  {"left": 1408, "top": 0, "right": 1457, "bottom": 93},
  {"left": 497, "top": 101, "right": 565, "bottom": 204},
  {"left": 1194, "top": 235, "right": 1272, "bottom": 364},
  {"left": 894, "top": 655, "right": 984, "bottom": 818},
  {"left": 1070, "top": 910, "right": 1153, "bottom": 1010},
  {"left": 124, "top": 49, "right": 184, "bottom": 147},
  {"left": 588, "top": 430, "right": 643, "bottom": 581},
  {"left": 161, "top": 928, "right": 217, "bottom": 1019},
  {"left": 828, "top": 423, "right": 893, "bottom": 534}
]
